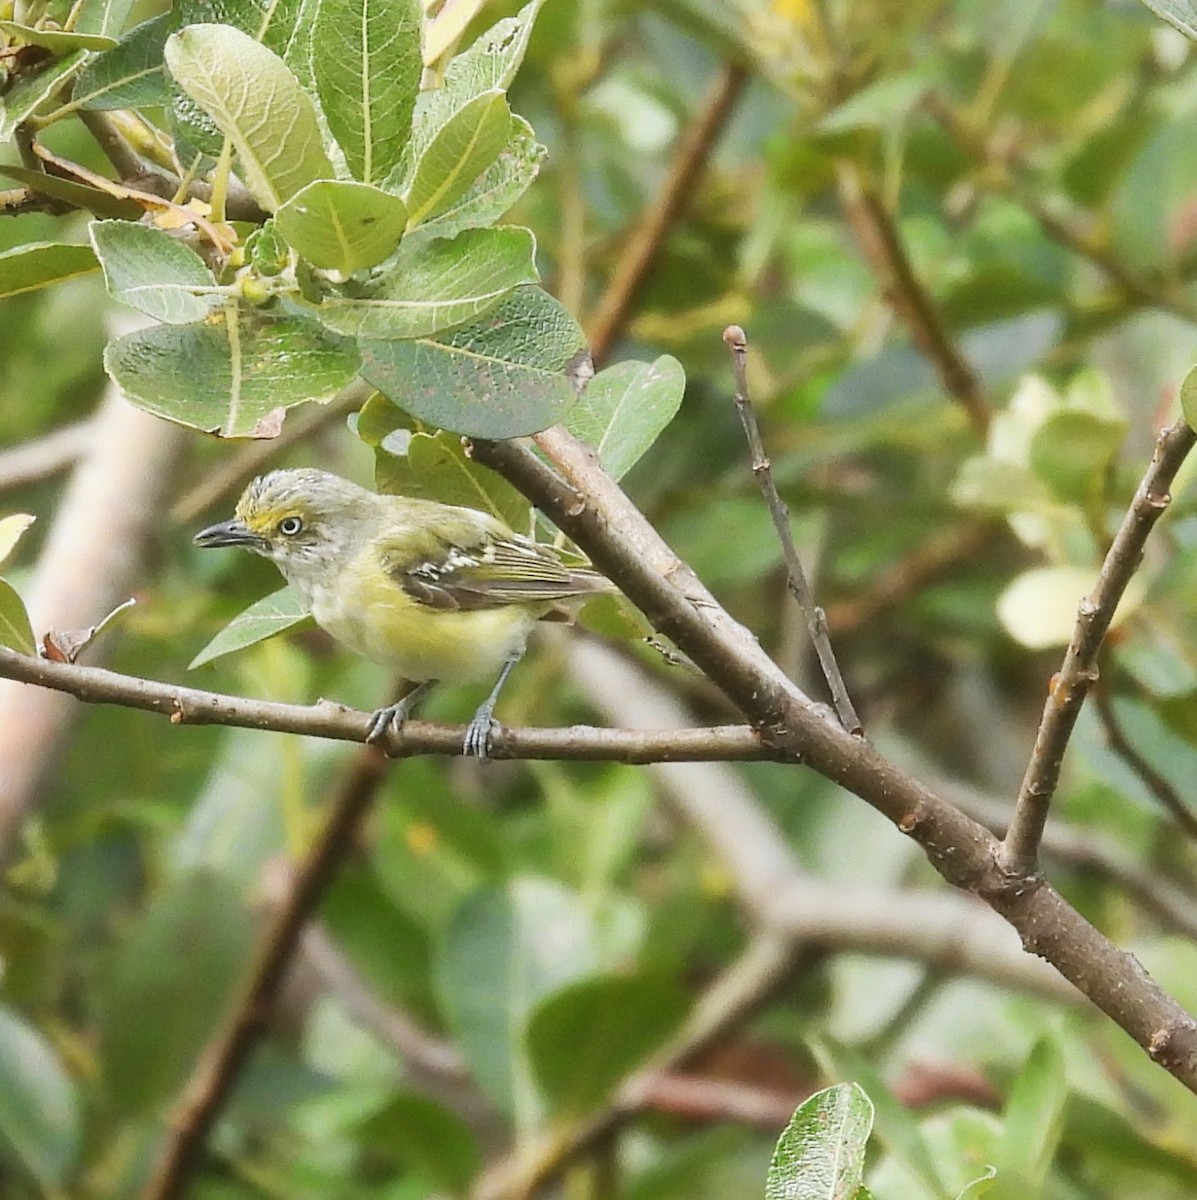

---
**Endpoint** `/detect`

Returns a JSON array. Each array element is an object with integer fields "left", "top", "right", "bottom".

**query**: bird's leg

[
  {"left": 365, "top": 680, "right": 436, "bottom": 745},
  {"left": 463, "top": 650, "right": 524, "bottom": 759}
]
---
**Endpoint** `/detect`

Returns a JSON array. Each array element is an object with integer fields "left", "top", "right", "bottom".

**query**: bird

[{"left": 194, "top": 467, "right": 613, "bottom": 756}]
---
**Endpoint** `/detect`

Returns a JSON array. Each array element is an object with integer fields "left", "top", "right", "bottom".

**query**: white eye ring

[{"left": 278, "top": 516, "right": 303, "bottom": 536}]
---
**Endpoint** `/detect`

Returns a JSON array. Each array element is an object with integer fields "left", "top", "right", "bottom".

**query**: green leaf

[
  {"left": 74, "top": 0, "right": 138, "bottom": 37},
  {"left": 416, "top": 113, "right": 545, "bottom": 240},
  {"left": 955, "top": 1167, "right": 998, "bottom": 1199},
  {"left": 0, "top": 515, "right": 34, "bottom": 567},
  {"left": 89, "top": 220, "right": 222, "bottom": 324},
  {"left": 405, "top": 90, "right": 511, "bottom": 228},
  {"left": 527, "top": 975, "right": 688, "bottom": 1115},
  {"left": 566, "top": 355, "right": 685, "bottom": 480},
  {"left": 0, "top": 51, "right": 88, "bottom": 141},
  {"left": 312, "top": 225, "right": 536, "bottom": 339},
  {"left": 1029, "top": 409, "right": 1126, "bottom": 503},
  {"left": 190, "top": 586, "right": 311, "bottom": 668},
  {"left": 360, "top": 284, "right": 587, "bottom": 438},
  {"left": 312, "top": 0, "right": 423, "bottom": 184},
  {"left": 440, "top": 0, "right": 542, "bottom": 96},
  {"left": 0, "top": 242, "right": 99, "bottom": 299},
  {"left": 994, "top": 1038, "right": 1067, "bottom": 1192},
  {"left": 1180, "top": 361, "right": 1197, "bottom": 431},
  {"left": 1138, "top": 0, "right": 1197, "bottom": 40},
  {"left": 97, "top": 871, "right": 254, "bottom": 1116},
  {"left": 766, "top": 1083, "right": 874, "bottom": 1200},
  {"left": 360, "top": 1095, "right": 481, "bottom": 1193},
  {"left": 0, "top": 1007, "right": 81, "bottom": 1190},
  {"left": 74, "top": 13, "right": 171, "bottom": 111},
  {"left": 165, "top": 23, "right": 333, "bottom": 212},
  {"left": 0, "top": 163, "right": 144, "bottom": 219},
  {"left": 0, "top": 21, "right": 116, "bottom": 50},
  {"left": 174, "top": 0, "right": 309, "bottom": 57},
  {"left": 0, "top": 580, "right": 35, "bottom": 656},
  {"left": 104, "top": 305, "right": 360, "bottom": 437},
  {"left": 437, "top": 877, "right": 601, "bottom": 1115},
  {"left": 275, "top": 180, "right": 408, "bottom": 273},
  {"left": 354, "top": 398, "right": 531, "bottom": 525}
]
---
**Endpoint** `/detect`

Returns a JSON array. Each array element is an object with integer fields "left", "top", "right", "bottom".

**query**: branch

[
  {"left": 470, "top": 428, "right": 1197, "bottom": 1092},
  {"left": 835, "top": 160, "right": 990, "bottom": 433},
  {"left": 0, "top": 419, "right": 91, "bottom": 492},
  {"left": 1002, "top": 419, "right": 1197, "bottom": 875},
  {"left": 724, "top": 324, "right": 861, "bottom": 733},
  {"left": 585, "top": 63, "right": 747, "bottom": 365},
  {"left": 141, "top": 746, "right": 393, "bottom": 1200},
  {"left": 0, "top": 646, "right": 780, "bottom": 763}
]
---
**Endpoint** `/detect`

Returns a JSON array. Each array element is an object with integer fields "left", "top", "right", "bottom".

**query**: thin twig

[
  {"left": 1001, "top": 419, "right": 1197, "bottom": 876},
  {"left": 78, "top": 109, "right": 144, "bottom": 182},
  {"left": 140, "top": 745, "right": 393, "bottom": 1200},
  {"left": 835, "top": 160, "right": 990, "bottom": 433},
  {"left": 586, "top": 63, "right": 747, "bottom": 366},
  {"left": 723, "top": 324, "right": 861, "bottom": 733},
  {"left": 0, "top": 645, "right": 781, "bottom": 763},
  {"left": 1093, "top": 685, "right": 1197, "bottom": 842}
]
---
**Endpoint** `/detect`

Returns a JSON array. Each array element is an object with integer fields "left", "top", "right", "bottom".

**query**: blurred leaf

[
  {"left": 165, "top": 23, "right": 333, "bottom": 211},
  {"left": 0, "top": 242, "right": 99, "bottom": 299},
  {"left": 437, "top": 877, "right": 601, "bottom": 1114},
  {"left": 1029, "top": 410, "right": 1126, "bottom": 503},
  {"left": 406, "top": 90, "right": 512, "bottom": 228},
  {"left": 0, "top": 51, "right": 88, "bottom": 140},
  {"left": 104, "top": 305, "right": 360, "bottom": 437},
  {"left": 360, "top": 1094, "right": 481, "bottom": 1193},
  {"left": 189, "top": 586, "right": 311, "bottom": 668},
  {"left": 527, "top": 974, "right": 688, "bottom": 1115},
  {"left": 1137, "top": 0, "right": 1197, "bottom": 40},
  {"left": 74, "top": 13, "right": 171, "bottom": 111},
  {"left": 997, "top": 566, "right": 1145, "bottom": 649},
  {"left": 360, "top": 284, "right": 585, "bottom": 437},
  {"left": 766, "top": 1082, "right": 874, "bottom": 1200},
  {"left": 424, "top": 0, "right": 486, "bottom": 63},
  {"left": 1181, "top": 361, "right": 1197, "bottom": 432},
  {"left": 950, "top": 457, "right": 1057, "bottom": 516},
  {"left": 97, "top": 870, "right": 254, "bottom": 1115},
  {"left": 313, "top": 0, "right": 422, "bottom": 184},
  {"left": 993, "top": 1038, "right": 1067, "bottom": 1196},
  {"left": 956, "top": 1168, "right": 998, "bottom": 1199},
  {"left": 0, "top": 581, "right": 35, "bottom": 656},
  {"left": 818, "top": 71, "right": 931, "bottom": 132},
  {"left": 0, "top": 1006, "right": 81, "bottom": 1190},
  {"left": 0, "top": 21, "right": 116, "bottom": 50},
  {"left": 311, "top": 225, "right": 536, "bottom": 338},
  {"left": 89, "top": 219, "right": 222, "bottom": 324},
  {"left": 416, "top": 114, "right": 545, "bottom": 240},
  {"left": 275, "top": 180, "right": 408, "bottom": 273},
  {"left": 0, "top": 514, "right": 35, "bottom": 566},
  {"left": 565, "top": 355, "right": 685, "bottom": 480}
]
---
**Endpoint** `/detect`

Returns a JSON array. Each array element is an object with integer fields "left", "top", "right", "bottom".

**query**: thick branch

[
  {"left": 470, "top": 429, "right": 1197, "bottom": 1092},
  {"left": 1002, "top": 419, "right": 1196, "bottom": 875}
]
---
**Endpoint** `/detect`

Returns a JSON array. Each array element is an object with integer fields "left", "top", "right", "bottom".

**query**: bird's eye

[{"left": 278, "top": 516, "right": 303, "bottom": 536}]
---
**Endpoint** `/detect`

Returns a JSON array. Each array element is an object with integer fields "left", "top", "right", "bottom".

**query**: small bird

[{"left": 195, "top": 468, "right": 613, "bottom": 756}]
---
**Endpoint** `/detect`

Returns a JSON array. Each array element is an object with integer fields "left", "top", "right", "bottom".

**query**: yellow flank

[{"left": 310, "top": 541, "right": 539, "bottom": 684}]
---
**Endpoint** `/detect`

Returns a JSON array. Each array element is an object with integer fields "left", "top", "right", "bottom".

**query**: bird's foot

[
  {"left": 365, "top": 681, "right": 434, "bottom": 747},
  {"left": 463, "top": 705, "right": 499, "bottom": 759}
]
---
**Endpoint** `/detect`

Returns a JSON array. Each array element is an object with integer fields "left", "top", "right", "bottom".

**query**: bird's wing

[{"left": 381, "top": 527, "right": 611, "bottom": 612}]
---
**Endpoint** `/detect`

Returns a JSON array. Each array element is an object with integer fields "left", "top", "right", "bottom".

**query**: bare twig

[
  {"left": 140, "top": 746, "right": 393, "bottom": 1200},
  {"left": 586, "top": 63, "right": 747, "bottom": 366},
  {"left": 78, "top": 109, "right": 144, "bottom": 183},
  {"left": 835, "top": 160, "right": 990, "bottom": 433},
  {"left": 1002, "top": 419, "right": 1197, "bottom": 876},
  {"left": 0, "top": 645, "right": 780, "bottom": 763},
  {"left": 470, "top": 429, "right": 1197, "bottom": 1092},
  {"left": 723, "top": 324, "right": 861, "bottom": 733},
  {"left": 1094, "top": 685, "right": 1197, "bottom": 842}
]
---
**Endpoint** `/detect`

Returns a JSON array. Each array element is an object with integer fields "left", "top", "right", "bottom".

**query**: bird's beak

[{"left": 194, "top": 519, "right": 266, "bottom": 550}]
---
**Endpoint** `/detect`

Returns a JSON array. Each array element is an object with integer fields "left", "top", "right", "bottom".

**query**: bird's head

[{"left": 195, "top": 468, "right": 378, "bottom": 583}]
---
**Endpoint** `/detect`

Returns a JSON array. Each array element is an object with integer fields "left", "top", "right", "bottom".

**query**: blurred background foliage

[{"left": 5, "top": 0, "right": 1197, "bottom": 1195}]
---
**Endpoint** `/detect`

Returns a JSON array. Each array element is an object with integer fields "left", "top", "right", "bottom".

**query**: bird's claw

[
  {"left": 364, "top": 700, "right": 411, "bottom": 746},
  {"left": 463, "top": 711, "right": 498, "bottom": 759}
]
